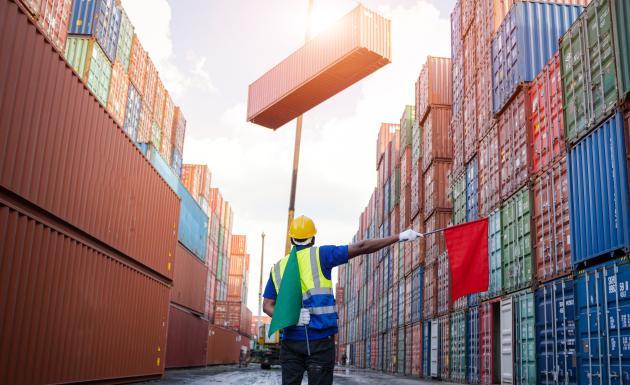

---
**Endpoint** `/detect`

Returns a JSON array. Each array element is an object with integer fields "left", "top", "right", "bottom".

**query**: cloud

[
  {"left": 121, "top": 0, "right": 216, "bottom": 99},
  {"left": 182, "top": 1, "right": 451, "bottom": 313}
]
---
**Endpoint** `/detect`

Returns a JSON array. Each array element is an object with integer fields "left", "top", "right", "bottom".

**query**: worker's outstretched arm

[
  {"left": 263, "top": 298, "right": 275, "bottom": 317},
  {"left": 348, "top": 229, "right": 421, "bottom": 259}
]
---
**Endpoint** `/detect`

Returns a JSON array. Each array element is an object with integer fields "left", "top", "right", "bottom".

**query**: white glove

[
  {"left": 399, "top": 229, "right": 422, "bottom": 242},
  {"left": 297, "top": 308, "right": 310, "bottom": 326}
]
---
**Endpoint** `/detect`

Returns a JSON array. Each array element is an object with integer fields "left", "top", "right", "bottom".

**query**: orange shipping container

[
  {"left": 182, "top": 164, "right": 211, "bottom": 206},
  {"left": 143, "top": 58, "right": 158, "bottom": 112},
  {"left": 107, "top": 61, "right": 129, "bottom": 127},
  {"left": 231, "top": 234, "right": 247, "bottom": 256},
  {"left": 37, "top": 0, "right": 72, "bottom": 52},
  {"left": 172, "top": 106, "right": 187, "bottom": 154},
  {"left": 247, "top": 5, "right": 391, "bottom": 129},
  {"left": 153, "top": 79, "right": 166, "bottom": 128},
  {"left": 424, "top": 210, "right": 452, "bottom": 265},
  {"left": 416, "top": 57, "right": 452, "bottom": 123},
  {"left": 227, "top": 275, "right": 246, "bottom": 302},
  {"left": 206, "top": 325, "right": 243, "bottom": 365},
  {"left": 171, "top": 242, "right": 208, "bottom": 314},
  {"left": 128, "top": 35, "right": 147, "bottom": 94},
  {"left": 423, "top": 159, "right": 453, "bottom": 217},
  {"left": 229, "top": 253, "right": 248, "bottom": 278},
  {"left": 136, "top": 99, "right": 153, "bottom": 143},
  {"left": 422, "top": 107, "right": 453, "bottom": 172}
]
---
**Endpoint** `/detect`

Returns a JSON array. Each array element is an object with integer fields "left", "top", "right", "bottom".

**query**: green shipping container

[
  {"left": 64, "top": 37, "right": 112, "bottom": 106},
  {"left": 612, "top": 0, "right": 630, "bottom": 98},
  {"left": 115, "top": 9, "right": 134, "bottom": 72},
  {"left": 400, "top": 105, "right": 415, "bottom": 149},
  {"left": 393, "top": 168, "right": 401, "bottom": 207},
  {"left": 501, "top": 187, "right": 533, "bottom": 294},
  {"left": 451, "top": 170, "right": 466, "bottom": 225},
  {"left": 151, "top": 122, "right": 162, "bottom": 151},
  {"left": 450, "top": 311, "right": 467, "bottom": 383},
  {"left": 482, "top": 210, "right": 503, "bottom": 299},
  {"left": 397, "top": 326, "right": 405, "bottom": 374},
  {"left": 513, "top": 290, "right": 536, "bottom": 385},
  {"left": 561, "top": 0, "right": 618, "bottom": 144}
]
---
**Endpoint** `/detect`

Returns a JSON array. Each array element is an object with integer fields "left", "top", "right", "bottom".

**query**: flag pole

[{"left": 421, "top": 227, "right": 447, "bottom": 236}]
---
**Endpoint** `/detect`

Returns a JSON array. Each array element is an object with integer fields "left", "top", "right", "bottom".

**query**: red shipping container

[
  {"left": 451, "top": 113, "right": 465, "bottom": 176},
  {"left": 248, "top": 5, "right": 391, "bottom": 129},
  {"left": 439, "top": 315, "right": 451, "bottom": 380},
  {"left": 423, "top": 159, "right": 453, "bottom": 218},
  {"left": 410, "top": 159, "right": 422, "bottom": 219},
  {"left": 498, "top": 87, "right": 532, "bottom": 201},
  {"left": 230, "top": 234, "right": 247, "bottom": 256},
  {"left": 37, "top": 0, "right": 72, "bottom": 52},
  {"left": 463, "top": 22, "right": 476, "bottom": 94},
  {"left": 423, "top": 262, "right": 437, "bottom": 319},
  {"left": 166, "top": 305, "right": 209, "bottom": 368},
  {"left": 107, "top": 60, "right": 129, "bottom": 127},
  {"left": 412, "top": 322, "right": 422, "bottom": 377},
  {"left": 424, "top": 210, "right": 452, "bottom": 265},
  {"left": 480, "top": 298, "right": 501, "bottom": 385},
  {"left": 453, "top": 56, "right": 464, "bottom": 122},
  {"left": 390, "top": 205, "right": 400, "bottom": 234},
  {"left": 476, "top": 48, "right": 494, "bottom": 138},
  {"left": 532, "top": 158, "right": 571, "bottom": 283},
  {"left": 405, "top": 325, "right": 413, "bottom": 375},
  {"left": 206, "top": 325, "right": 243, "bottom": 365},
  {"left": 422, "top": 107, "right": 453, "bottom": 172},
  {"left": 172, "top": 243, "right": 209, "bottom": 314},
  {"left": 128, "top": 35, "right": 147, "bottom": 95},
  {"left": 0, "top": 199, "right": 170, "bottom": 384},
  {"left": 451, "top": 0, "right": 462, "bottom": 59},
  {"left": 462, "top": 0, "right": 475, "bottom": 36},
  {"left": 463, "top": 86, "right": 478, "bottom": 162},
  {"left": 205, "top": 271, "right": 217, "bottom": 321},
  {"left": 528, "top": 53, "right": 564, "bottom": 174},
  {"left": 478, "top": 126, "right": 501, "bottom": 217},
  {"left": 416, "top": 56, "right": 452, "bottom": 123},
  {"left": 412, "top": 214, "right": 425, "bottom": 268},
  {"left": 0, "top": 5, "right": 179, "bottom": 279}
]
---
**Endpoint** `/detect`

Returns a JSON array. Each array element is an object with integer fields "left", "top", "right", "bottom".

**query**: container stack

[
  {"left": 339, "top": 1, "right": 630, "bottom": 384},
  {"left": 0, "top": 1, "right": 179, "bottom": 383}
]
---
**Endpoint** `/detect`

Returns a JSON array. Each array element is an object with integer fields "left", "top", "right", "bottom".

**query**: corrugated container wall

[
  {"left": 247, "top": 5, "right": 391, "bottom": 129},
  {"left": 567, "top": 112, "right": 630, "bottom": 265},
  {"left": 478, "top": 125, "right": 501, "bottom": 217},
  {"left": 1, "top": 7, "right": 180, "bottom": 279},
  {"left": 68, "top": 0, "right": 121, "bottom": 62},
  {"left": 422, "top": 107, "right": 453, "bottom": 171},
  {"left": 171, "top": 243, "right": 208, "bottom": 314},
  {"left": 165, "top": 305, "right": 208, "bottom": 369},
  {"left": 512, "top": 290, "right": 536, "bottom": 385},
  {"left": 0, "top": 199, "right": 170, "bottom": 384},
  {"left": 612, "top": 0, "right": 630, "bottom": 99},
  {"left": 128, "top": 35, "right": 146, "bottom": 94},
  {"left": 501, "top": 186, "right": 533, "bottom": 294},
  {"left": 492, "top": 2, "right": 584, "bottom": 113},
  {"left": 416, "top": 57, "right": 452, "bottom": 123}
]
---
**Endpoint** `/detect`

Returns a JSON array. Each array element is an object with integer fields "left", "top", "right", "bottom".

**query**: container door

[
  {"left": 501, "top": 298, "right": 514, "bottom": 384},
  {"left": 431, "top": 320, "right": 439, "bottom": 377}
]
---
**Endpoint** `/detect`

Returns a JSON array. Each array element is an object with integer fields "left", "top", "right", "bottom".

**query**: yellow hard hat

[{"left": 289, "top": 215, "right": 317, "bottom": 239}]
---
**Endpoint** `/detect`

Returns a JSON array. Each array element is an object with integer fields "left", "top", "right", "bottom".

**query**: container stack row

[
  {"left": 338, "top": 1, "right": 630, "bottom": 385},
  {"left": 1, "top": 0, "right": 255, "bottom": 381}
]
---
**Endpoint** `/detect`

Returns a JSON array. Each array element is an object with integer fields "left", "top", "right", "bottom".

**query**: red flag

[{"left": 444, "top": 218, "right": 489, "bottom": 303}]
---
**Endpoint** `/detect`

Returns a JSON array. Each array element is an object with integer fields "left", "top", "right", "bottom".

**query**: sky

[{"left": 121, "top": 0, "right": 455, "bottom": 315}]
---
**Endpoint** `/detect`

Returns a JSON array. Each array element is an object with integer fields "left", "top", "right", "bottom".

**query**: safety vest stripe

[
  {"left": 309, "top": 305, "right": 337, "bottom": 315},
  {"left": 302, "top": 287, "right": 333, "bottom": 301},
  {"left": 310, "top": 247, "right": 320, "bottom": 288},
  {"left": 273, "top": 262, "right": 282, "bottom": 291}
]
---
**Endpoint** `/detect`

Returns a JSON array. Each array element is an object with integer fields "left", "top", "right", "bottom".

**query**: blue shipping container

[
  {"left": 412, "top": 267, "right": 423, "bottom": 323},
  {"left": 147, "top": 145, "right": 208, "bottom": 261},
  {"left": 123, "top": 84, "right": 141, "bottom": 142},
  {"left": 576, "top": 259, "right": 630, "bottom": 385},
  {"left": 568, "top": 111, "right": 630, "bottom": 265},
  {"left": 466, "top": 156, "right": 479, "bottom": 221},
  {"left": 535, "top": 277, "right": 576, "bottom": 385},
  {"left": 422, "top": 320, "right": 431, "bottom": 378},
  {"left": 467, "top": 306, "right": 480, "bottom": 384},
  {"left": 492, "top": 2, "right": 584, "bottom": 113},
  {"left": 68, "top": 0, "right": 122, "bottom": 62}
]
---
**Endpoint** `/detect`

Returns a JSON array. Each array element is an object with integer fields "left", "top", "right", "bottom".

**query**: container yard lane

[{"left": 137, "top": 366, "right": 460, "bottom": 385}]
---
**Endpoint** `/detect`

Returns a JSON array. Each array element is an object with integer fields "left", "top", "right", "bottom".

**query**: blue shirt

[{"left": 263, "top": 244, "right": 349, "bottom": 341}]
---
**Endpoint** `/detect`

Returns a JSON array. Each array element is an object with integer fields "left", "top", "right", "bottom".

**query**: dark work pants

[{"left": 280, "top": 335, "right": 335, "bottom": 385}]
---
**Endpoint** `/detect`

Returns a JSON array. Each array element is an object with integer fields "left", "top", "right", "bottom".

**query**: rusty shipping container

[
  {"left": 423, "top": 160, "right": 452, "bottom": 218},
  {"left": 422, "top": 107, "right": 453, "bottom": 172},
  {"left": 463, "top": 87, "right": 477, "bottom": 163},
  {"left": 206, "top": 325, "right": 242, "bottom": 365},
  {"left": 424, "top": 209, "right": 452, "bottom": 266},
  {"left": 35, "top": 0, "right": 72, "bottom": 53},
  {"left": 0, "top": 1, "right": 180, "bottom": 279},
  {"left": 107, "top": 60, "right": 129, "bottom": 127},
  {"left": 498, "top": 87, "right": 532, "bottom": 201},
  {"left": 451, "top": 113, "right": 465, "bottom": 176},
  {"left": 181, "top": 164, "right": 212, "bottom": 210},
  {"left": 0, "top": 198, "right": 170, "bottom": 384},
  {"left": 529, "top": 53, "right": 565, "bottom": 175},
  {"left": 478, "top": 126, "right": 501, "bottom": 217},
  {"left": 416, "top": 57, "right": 452, "bottom": 123},
  {"left": 128, "top": 35, "right": 147, "bottom": 95},
  {"left": 165, "top": 305, "right": 209, "bottom": 369},
  {"left": 532, "top": 158, "right": 571, "bottom": 283},
  {"left": 171, "top": 243, "right": 208, "bottom": 314},
  {"left": 247, "top": 5, "right": 391, "bottom": 129},
  {"left": 423, "top": 262, "right": 437, "bottom": 320}
]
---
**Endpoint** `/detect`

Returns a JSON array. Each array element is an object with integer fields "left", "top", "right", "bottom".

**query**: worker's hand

[
  {"left": 398, "top": 229, "right": 422, "bottom": 242},
  {"left": 296, "top": 308, "right": 310, "bottom": 326}
]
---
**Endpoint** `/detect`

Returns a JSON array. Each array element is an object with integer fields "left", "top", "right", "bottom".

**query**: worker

[{"left": 263, "top": 215, "right": 421, "bottom": 385}]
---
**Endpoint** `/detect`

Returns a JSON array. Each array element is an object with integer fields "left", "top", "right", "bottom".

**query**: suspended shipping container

[
  {"left": 247, "top": 5, "right": 391, "bottom": 129},
  {"left": 532, "top": 158, "right": 571, "bottom": 283},
  {"left": 492, "top": 2, "right": 583, "bottom": 113},
  {"left": 165, "top": 305, "right": 209, "bottom": 369},
  {"left": 567, "top": 111, "right": 629, "bottom": 266}
]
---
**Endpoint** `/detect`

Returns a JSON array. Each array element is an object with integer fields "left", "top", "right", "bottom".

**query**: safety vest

[{"left": 271, "top": 247, "right": 338, "bottom": 330}]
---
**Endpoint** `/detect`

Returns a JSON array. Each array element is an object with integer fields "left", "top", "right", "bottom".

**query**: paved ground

[{"left": 138, "top": 365, "right": 454, "bottom": 384}]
